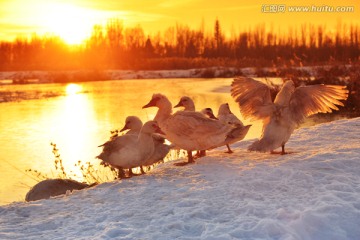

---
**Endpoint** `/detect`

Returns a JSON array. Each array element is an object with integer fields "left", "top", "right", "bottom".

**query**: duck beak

[
  {"left": 155, "top": 126, "right": 166, "bottom": 135},
  {"left": 173, "top": 100, "right": 183, "bottom": 108},
  {"left": 119, "top": 124, "right": 129, "bottom": 132},
  {"left": 208, "top": 112, "right": 218, "bottom": 120},
  {"left": 142, "top": 98, "right": 157, "bottom": 108}
]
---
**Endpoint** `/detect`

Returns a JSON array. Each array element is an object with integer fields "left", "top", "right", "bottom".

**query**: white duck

[
  {"left": 174, "top": 96, "right": 196, "bottom": 111},
  {"left": 119, "top": 116, "right": 143, "bottom": 135},
  {"left": 174, "top": 96, "right": 208, "bottom": 157},
  {"left": 142, "top": 94, "right": 250, "bottom": 165},
  {"left": 97, "top": 121, "right": 163, "bottom": 177},
  {"left": 231, "top": 77, "right": 349, "bottom": 154},
  {"left": 217, "top": 103, "right": 246, "bottom": 153},
  {"left": 201, "top": 108, "right": 218, "bottom": 120},
  {"left": 200, "top": 107, "right": 220, "bottom": 157},
  {"left": 119, "top": 115, "right": 172, "bottom": 167}
]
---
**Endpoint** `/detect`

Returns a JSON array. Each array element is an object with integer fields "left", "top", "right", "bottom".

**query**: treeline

[{"left": 0, "top": 19, "right": 360, "bottom": 71}]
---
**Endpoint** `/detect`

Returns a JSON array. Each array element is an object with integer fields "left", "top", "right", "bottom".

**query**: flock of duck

[{"left": 97, "top": 77, "right": 349, "bottom": 177}]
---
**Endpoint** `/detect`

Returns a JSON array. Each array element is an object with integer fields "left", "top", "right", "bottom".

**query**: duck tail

[
  {"left": 225, "top": 124, "right": 251, "bottom": 145},
  {"left": 96, "top": 152, "right": 107, "bottom": 161}
]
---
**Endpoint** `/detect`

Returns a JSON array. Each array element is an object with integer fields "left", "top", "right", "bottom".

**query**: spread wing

[
  {"left": 231, "top": 77, "right": 275, "bottom": 121},
  {"left": 289, "top": 84, "right": 348, "bottom": 124}
]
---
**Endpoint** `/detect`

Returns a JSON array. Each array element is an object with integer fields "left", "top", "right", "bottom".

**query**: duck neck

[
  {"left": 185, "top": 102, "right": 195, "bottom": 111},
  {"left": 137, "top": 133, "right": 155, "bottom": 156},
  {"left": 274, "top": 87, "right": 292, "bottom": 106},
  {"left": 154, "top": 101, "right": 172, "bottom": 125}
]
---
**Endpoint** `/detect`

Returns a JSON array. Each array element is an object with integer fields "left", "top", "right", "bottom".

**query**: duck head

[
  {"left": 282, "top": 80, "right": 295, "bottom": 94},
  {"left": 174, "top": 96, "right": 195, "bottom": 111},
  {"left": 201, "top": 108, "right": 218, "bottom": 120},
  {"left": 274, "top": 80, "right": 296, "bottom": 106},
  {"left": 141, "top": 120, "right": 165, "bottom": 135},
  {"left": 142, "top": 93, "right": 173, "bottom": 110},
  {"left": 120, "top": 116, "right": 143, "bottom": 132},
  {"left": 218, "top": 103, "right": 232, "bottom": 115}
]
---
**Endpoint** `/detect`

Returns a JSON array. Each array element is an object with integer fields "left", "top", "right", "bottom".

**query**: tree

[{"left": 214, "top": 19, "right": 223, "bottom": 55}]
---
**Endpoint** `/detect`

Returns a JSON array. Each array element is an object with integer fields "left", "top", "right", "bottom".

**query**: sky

[{"left": 0, "top": 0, "right": 359, "bottom": 44}]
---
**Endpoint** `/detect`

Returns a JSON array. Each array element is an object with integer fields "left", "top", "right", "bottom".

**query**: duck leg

[
  {"left": 117, "top": 168, "right": 126, "bottom": 179},
  {"left": 225, "top": 144, "right": 233, "bottom": 154},
  {"left": 128, "top": 168, "right": 134, "bottom": 178},
  {"left": 174, "top": 150, "right": 195, "bottom": 166},
  {"left": 271, "top": 144, "right": 288, "bottom": 155},
  {"left": 281, "top": 144, "right": 286, "bottom": 155},
  {"left": 194, "top": 150, "right": 206, "bottom": 159},
  {"left": 188, "top": 151, "right": 195, "bottom": 163}
]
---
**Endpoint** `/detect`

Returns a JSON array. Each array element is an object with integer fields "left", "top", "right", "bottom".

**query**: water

[{"left": 0, "top": 78, "right": 263, "bottom": 205}]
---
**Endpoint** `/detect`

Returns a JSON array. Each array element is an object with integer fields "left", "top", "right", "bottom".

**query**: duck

[
  {"left": 202, "top": 105, "right": 251, "bottom": 153},
  {"left": 101, "top": 116, "right": 144, "bottom": 177},
  {"left": 97, "top": 121, "right": 164, "bottom": 177},
  {"left": 25, "top": 179, "right": 95, "bottom": 202},
  {"left": 119, "top": 116, "right": 143, "bottom": 135},
  {"left": 174, "top": 96, "right": 196, "bottom": 111},
  {"left": 217, "top": 103, "right": 246, "bottom": 153},
  {"left": 231, "top": 77, "right": 349, "bottom": 154},
  {"left": 142, "top": 93, "right": 250, "bottom": 165},
  {"left": 201, "top": 108, "right": 218, "bottom": 120},
  {"left": 119, "top": 115, "right": 172, "bottom": 168},
  {"left": 174, "top": 96, "right": 208, "bottom": 158}
]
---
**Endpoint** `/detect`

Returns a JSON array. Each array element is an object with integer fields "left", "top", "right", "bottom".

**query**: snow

[
  {"left": 0, "top": 68, "right": 233, "bottom": 83},
  {"left": 0, "top": 66, "right": 316, "bottom": 83},
  {"left": 0, "top": 118, "right": 360, "bottom": 239},
  {"left": 0, "top": 65, "right": 355, "bottom": 84}
]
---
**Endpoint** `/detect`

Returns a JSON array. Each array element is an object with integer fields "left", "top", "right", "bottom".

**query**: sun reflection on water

[
  {"left": 65, "top": 83, "right": 82, "bottom": 95},
  {"left": 52, "top": 90, "right": 96, "bottom": 181}
]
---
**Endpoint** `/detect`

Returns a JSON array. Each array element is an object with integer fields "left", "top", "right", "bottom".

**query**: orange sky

[{"left": 0, "top": 0, "right": 359, "bottom": 44}]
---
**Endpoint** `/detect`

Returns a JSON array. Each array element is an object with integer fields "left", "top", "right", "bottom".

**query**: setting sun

[{"left": 39, "top": 3, "right": 95, "bottom": 45}]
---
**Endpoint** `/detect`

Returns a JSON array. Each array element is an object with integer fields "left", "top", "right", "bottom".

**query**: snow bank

[
  {"left": 0, "top": 68, "right": 239, "bottom": 83},
  {"left": 0, "top": 118, "right": 359, "bottom": 239},
  {"left": 0, "top": 66, "right": 310, "bottom": 83},
  {"left": 0, "top": 65, "right": 353, "bottom": 83}
]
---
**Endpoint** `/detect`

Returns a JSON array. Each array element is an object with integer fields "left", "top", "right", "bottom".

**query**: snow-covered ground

[{"left": 0, "top": 118, "right": 359, "bottom": 239}]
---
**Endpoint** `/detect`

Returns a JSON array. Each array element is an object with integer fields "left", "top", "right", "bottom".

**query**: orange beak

[
  {"left": 173, "top": 100, "right": 183, "bottom": 108},
  {"left": 154, "top": 125, "right": 165, "bottom": 135},
  {"left": 142, "top": 98, "right": 157, "bottom": 108},
  {"left": 119, "top": 123, "right": 129, "bottom": 132}
]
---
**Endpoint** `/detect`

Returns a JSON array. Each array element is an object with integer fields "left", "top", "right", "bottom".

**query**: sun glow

[
  {"left": 26, "top": 1, "right": 126, "bottom": 45},
  {"left": 37, "top": 3, "right": 100, "bottom": 45},
  {"left": 66, "top": 84, "right": 82, "bottom": 95}
]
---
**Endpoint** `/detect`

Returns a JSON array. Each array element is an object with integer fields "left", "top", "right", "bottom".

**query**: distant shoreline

[
  {"left": 0, "top": 64, "right": 355, "bottom": 85},
  {"left": 0, "top": 67, "right": 244, "bottom": 85}
]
